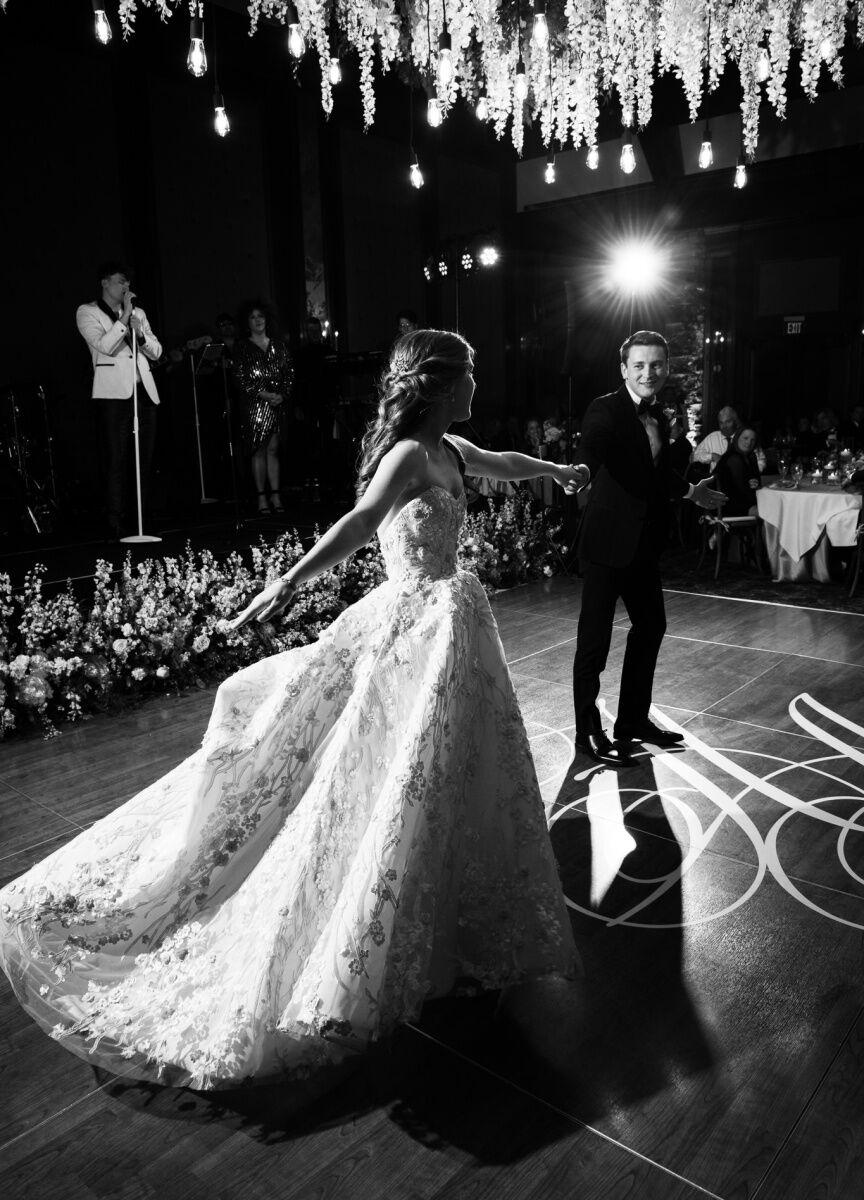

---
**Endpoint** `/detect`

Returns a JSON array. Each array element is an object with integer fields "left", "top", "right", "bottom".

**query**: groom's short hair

[{"left": 620, "top": 330, "right": 669, "bottom": 364}]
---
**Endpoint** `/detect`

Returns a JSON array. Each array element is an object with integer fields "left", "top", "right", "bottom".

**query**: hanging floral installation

[{"left": 24, "top": 0, "right": 860, "bottom": 159}]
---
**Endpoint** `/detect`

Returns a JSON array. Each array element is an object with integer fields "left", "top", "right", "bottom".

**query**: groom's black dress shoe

[
  {"left": 614, "top": 720, "right": 684, "bottom": 748},
  {"left": 575, "top": 730, "right": 636, "bottom": 766}
]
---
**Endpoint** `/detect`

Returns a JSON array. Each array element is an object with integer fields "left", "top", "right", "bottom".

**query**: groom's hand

[
  {"left": 691, "top": 476, "right": 727, "bottom": 509},
  {"left": 559, "top": 464, "right": 590, "bottom": 494}
]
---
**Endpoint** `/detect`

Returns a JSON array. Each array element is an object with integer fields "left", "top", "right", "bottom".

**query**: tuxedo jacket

[
  {"left": 576, "top": 386, "right": 689, "bottom": 568},
  {"left": 76, "top": 301, "right": 162, "bottom": 404}
]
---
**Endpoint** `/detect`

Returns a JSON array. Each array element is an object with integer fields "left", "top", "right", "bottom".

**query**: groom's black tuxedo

[{"left": 572, "top": 385, "right": 690, "bottom": 738}]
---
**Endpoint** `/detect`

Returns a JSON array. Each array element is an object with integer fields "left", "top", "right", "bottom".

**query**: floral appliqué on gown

[{"left": 0, "top": 486, "right": 579, "bottom": 1089}]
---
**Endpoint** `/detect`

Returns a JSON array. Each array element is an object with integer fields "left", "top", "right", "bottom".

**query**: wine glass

[{"left": 791, "top": 461, "right": 804, "bottom": 488}]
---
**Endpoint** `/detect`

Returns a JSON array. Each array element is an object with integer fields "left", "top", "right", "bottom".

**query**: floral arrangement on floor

[{"left": 0, "top": 490, "right": 562, "bottom": 739}]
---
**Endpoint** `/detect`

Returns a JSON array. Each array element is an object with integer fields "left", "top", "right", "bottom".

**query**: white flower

[
  {"left": 131, "top": 667, "right": 146, "bottom": 681},
  {"left": 112, "top": 638, "right": 129, "bottom": 656},
  {"left": 121, "top": 623, "right": 134, "bottom": 637},
  {"left": 156, "top": 666, "right": 169, "bottom": 679},
  {"left": 192, "top": 634, "right": 210, "bottom": 654}
]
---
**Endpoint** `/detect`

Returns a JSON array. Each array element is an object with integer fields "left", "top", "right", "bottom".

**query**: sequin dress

[
  {"left": 0, "top": 486, "right": 579, "bottom": 1090},
  {"left": 232, "top": 337, "right": 295, "bottom": 452}
]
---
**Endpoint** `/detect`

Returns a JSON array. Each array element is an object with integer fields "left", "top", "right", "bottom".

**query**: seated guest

[
  {"left": 845, "top": 404, "right": 864, "bottom": 453},
  {"left": 807, "top": 409, "right": 842, "bottom": 457},
  {"left": 714, "top": 428, "right": 762, "bottom": 516},
  {"left": 693, "top": 405, "right": 766, "bottom": 474}
]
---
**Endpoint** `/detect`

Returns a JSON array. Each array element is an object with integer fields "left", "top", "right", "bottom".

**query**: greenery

[{"left": 0, "top": 491, "right": 562, "bottom": 739}]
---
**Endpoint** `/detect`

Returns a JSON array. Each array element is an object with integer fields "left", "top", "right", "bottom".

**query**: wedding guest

[
  {"left": 232, "top": 300, "right": 294, "bottom": 515},
  {"left": 215, "top": 313, "right": 239, "bottom": 359},
  {"left": 714, "top": 427, "right": 762, "bottom": 516}
]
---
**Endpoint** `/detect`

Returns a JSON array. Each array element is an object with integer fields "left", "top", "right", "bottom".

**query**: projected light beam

[{"left": 605, "top": 239, "right": 669, "bottom": 333}]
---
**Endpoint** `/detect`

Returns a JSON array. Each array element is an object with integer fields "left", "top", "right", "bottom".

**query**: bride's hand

[
  {"left": 228, "top": 579, "right": 296, "bottom": 630},
  {"left": 557, "top": 464, "right": 590, "bottom": 494}
]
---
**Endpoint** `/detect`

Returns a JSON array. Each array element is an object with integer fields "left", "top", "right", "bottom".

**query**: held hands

[
  {"left": 559, "top": 464, "right": 591, "bottom": 495},
  {"left": 228, "top": 578, "right": 296, "bottom": 631},
  {"left": 691, "top": 475, "right": 728, "bottom": 509}
]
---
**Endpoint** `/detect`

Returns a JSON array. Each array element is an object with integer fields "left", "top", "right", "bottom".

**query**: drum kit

[{"left": 0, "top": 384, "right": 59, "bottom": 536}]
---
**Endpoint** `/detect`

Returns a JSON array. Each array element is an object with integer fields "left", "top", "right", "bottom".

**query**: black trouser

[
  {"left": 572, "top": 554, "right": 667, "bottom": 736},
  {"left": 98, "top": 396, "right": 158, "bottom": 532}
]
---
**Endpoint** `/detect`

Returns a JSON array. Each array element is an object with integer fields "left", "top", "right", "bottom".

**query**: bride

[{"left": 0, "top": 330, "right": 589, "bottom": 1090}]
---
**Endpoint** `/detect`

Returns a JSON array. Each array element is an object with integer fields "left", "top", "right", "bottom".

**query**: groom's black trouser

[{"left": 572, "top": 554, "right": 667, "bottom": 736}]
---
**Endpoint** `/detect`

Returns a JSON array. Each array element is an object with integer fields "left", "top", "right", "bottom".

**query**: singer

[{"left": 76, "top": 262, "right": 163, "bottom": 540}]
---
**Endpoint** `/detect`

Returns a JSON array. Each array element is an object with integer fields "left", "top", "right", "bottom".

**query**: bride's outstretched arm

[
  {"left": 447, "top": 433, "right": 589, "bottom": 489},
  {"left": 229, "top": 442, "right": 427, "bottom": 628}
]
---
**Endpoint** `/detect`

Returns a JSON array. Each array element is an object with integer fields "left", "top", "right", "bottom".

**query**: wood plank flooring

[{"left": 1, "top": 575, "right": 863, "bottom": 1199}]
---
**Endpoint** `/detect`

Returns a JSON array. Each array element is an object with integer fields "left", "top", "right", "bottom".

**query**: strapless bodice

[{"left": 377, "top": 486, "right": 466, "bottom": 582}]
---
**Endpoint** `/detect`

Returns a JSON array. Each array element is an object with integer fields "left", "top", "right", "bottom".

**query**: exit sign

[{"left": 784, "top": 315, "right": 805, "bottom": 335}]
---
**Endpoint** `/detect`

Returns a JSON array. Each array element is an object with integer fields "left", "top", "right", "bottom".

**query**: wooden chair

[
  {"left": 697, "top": 508, "right": 766, "bottom": 580},
  {"left": 848, "top": 514, "right": 864, "bottom": 599}
]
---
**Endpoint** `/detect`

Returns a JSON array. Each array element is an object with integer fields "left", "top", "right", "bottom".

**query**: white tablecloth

[{"left": 756, "top": 483, "right": 862, "bottom": 582}]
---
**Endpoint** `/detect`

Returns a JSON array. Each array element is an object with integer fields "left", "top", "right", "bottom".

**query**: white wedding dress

[{"left": 0, "top": 485, "right": 579, "bottom": 1089}]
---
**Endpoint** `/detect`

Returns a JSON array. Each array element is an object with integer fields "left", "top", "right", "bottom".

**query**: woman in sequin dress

[
  {"left": 232, "top": 301, "right": 294, "bottom": 514},
  {"left": 0, "top": 330, "right": 589, "bottom": 1090}
]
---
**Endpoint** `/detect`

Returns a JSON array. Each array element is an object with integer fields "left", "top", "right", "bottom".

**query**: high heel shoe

[
  {"left": 256, "top": 491, "right": 270, "bottom": 515},
  {"left": 270, "top": 491, "right": 285, "bottom": 514}
]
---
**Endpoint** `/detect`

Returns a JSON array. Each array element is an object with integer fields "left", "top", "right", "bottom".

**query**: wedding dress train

[{"left": 0, "top": 485, "right": 579, "bottom": 1089}]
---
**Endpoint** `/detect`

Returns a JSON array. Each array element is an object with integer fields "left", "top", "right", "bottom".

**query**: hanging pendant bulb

[
  {"left": 756, "top": 47, "right": 770, "bottom": 83},
  {"left": 427, "top": 97, "right": 443, "bottom": 128},
  {"left": 514, "top": 56, "right": 528, "bottom": 103},
  {"left": 438, "top": 28, "right": 453, "bottom": 89},
  {"left": 475, "top": 91, "right": 489, "bottom": 121},
  {"left": 698, "top": 125, "right": 713, "bottom": 169},
  {"left": 329, "top": 56, "right": 342, "bottom": 85},
  {"left": 409, "top": 152, "right": 424, "bottom": 189},
  {"left": 213, "top": 90, "right": 230, "bottom": 137},
  {"left": 620, "top": 136, "right": 636, "bottom": 174},
  {"left": 734, "top": 158, "right": 747, "bottom": 189},
  {"left": 287, "top": 5, "right": 305, "bottom": 59},
  {"left": 544, "top": 150, "right": 556, "bottom": 185},
  {"left": 91, "top": 1, "right": 112, "bottom": 45},
  {"left": 532, "top": 1, "right": 548, "bottom": 48},
  {"left": 187, "top": 13, "right": 207, "bottom": 78},
  {"left": 819, "top": 37, "right": 836, "bottom": 62},
  {"left": 586, "top": 144, "right": 599, "bottom": 170}
]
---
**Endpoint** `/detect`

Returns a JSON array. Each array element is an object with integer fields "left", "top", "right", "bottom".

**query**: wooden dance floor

[{"left": 1, "top": 576, "right": 863, "bottom": 1199}]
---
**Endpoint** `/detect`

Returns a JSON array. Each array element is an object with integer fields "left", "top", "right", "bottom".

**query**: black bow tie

[{"left": 636, "top": 399, "right": 656, "bottom": 416}]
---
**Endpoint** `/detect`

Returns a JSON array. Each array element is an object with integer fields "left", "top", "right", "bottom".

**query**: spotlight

[
  {"left": 698, "top": 126, "right": 713, "bottom": 169},
  {"left": 544, "top": 150, "right": 556, "bottom": 185},
  {"left": 91, "top": 0, "right": 111, "bottom": 44},
  {"left": 478, "top": 245, "right": 499, "bottom": 267},
  {"left": 586, "top": 145, "right": 599, "bottom": 170},
  {"left": 605, "top": 238, "right": 668, "bottom": 297},
  {"left": 424, "top": 263, "right": 432, "bottom": 281},
  {"left": 532, "top": 1, "right": 548, "bottom": 48},
  {"left": 438, "top": 256, "right": 449, "bottom": 277},
  {"left": 461, "top": 250, "right": 474, "bottom": 272},
  {"left": 187, "top": 12, "right": 207, "bottom": 78},
  {"left": 213, "top": 90, "right": 230, "bottom": 137}
]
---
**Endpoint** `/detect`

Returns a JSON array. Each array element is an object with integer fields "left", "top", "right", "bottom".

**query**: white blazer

[{"left": 76, "top": 301, "right": 162, "bottom": 404}]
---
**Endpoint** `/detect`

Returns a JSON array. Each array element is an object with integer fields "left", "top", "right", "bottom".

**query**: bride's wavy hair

[{"left": 356, "top": 329, "right": 474, "bottom": 496}]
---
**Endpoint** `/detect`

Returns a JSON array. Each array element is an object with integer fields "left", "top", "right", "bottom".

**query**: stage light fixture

[
  {"left": 586, "top": 144, "right": 599, "bottom": 170},
  {"left": 438, "top": 256, "right": 449, "bottom": 277},
  {"left": 532, "top": 1, "right": 548, "bottom": 48},
  {"left": 91, "top": 1, "right": 112, "bottom": 44},
  {"left": 424, "top": 263, "right": 432, "bottom": 281},
  {"left": 213, "top": 90, "right": 230, "bottom": 137},
  {"left": 461, "top": 250, "right": 474, "bottom": 272},
  {"left": 478, "top": 245, "right": 499, "bottom": 267},
  {"left": 605, "top": 238, "right": 667, "bottom": 297},
  {"left": 187, "top": 11, "right": 207, "bottom": 77}
]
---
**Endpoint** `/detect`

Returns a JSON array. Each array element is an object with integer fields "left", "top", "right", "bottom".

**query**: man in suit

[
  {"left": 570, "top": 331, "right": 725, "bottom": 764},
  {"left": 76, "top": 262, "right": 162, "bottom": 539}
]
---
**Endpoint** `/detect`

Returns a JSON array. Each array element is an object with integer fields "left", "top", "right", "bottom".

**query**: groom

[{"left": 570, "top": 331, "right": 726, "bottom": 764}]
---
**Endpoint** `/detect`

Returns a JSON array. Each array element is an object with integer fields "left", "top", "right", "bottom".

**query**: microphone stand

[
  {"left": 190, "top": 350, "right": 218, "bottom": 505},
  {"left": 121, "top": 324, "right": 161, "bottom": 545},
  {"left": 221, "top": 355, "right": 245, "bottom": 530}
]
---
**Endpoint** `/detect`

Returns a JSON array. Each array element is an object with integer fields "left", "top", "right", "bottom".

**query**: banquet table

[{"left": 756, "top": 481, "right": 862, "bottom": 582}]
